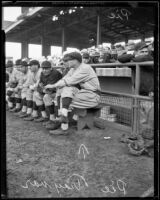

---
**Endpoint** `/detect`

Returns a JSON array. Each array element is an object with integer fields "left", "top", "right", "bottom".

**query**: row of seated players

[
  {"left": 6, "top": 49, "right": 154, "bottom": 135},
  {"left": 6, "top": 52, "right": 101, "bottom": 135}
]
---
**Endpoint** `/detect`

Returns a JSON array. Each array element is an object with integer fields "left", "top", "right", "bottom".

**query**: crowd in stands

[
  {"left": 5, "top": 40, "right": 154, "bottom": 135},
  {"left": 80, "top": 40, "right": 154, "bottom": 64}
]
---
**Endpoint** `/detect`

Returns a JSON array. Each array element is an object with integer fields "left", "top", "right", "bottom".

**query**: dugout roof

[{"left": 4, "top": 3, "right": 156, "bottom": 49}]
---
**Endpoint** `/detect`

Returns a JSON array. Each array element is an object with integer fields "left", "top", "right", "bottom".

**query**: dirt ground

[{"left": 6, "top": 111, "right": 154, "bottom": 198}]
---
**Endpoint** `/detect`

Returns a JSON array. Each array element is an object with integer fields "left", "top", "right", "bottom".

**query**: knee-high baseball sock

[
  {"left": 57, "top": 96, "right": 61, "bottom": 109},
  {"left": 21, "top": 98, "right": 27, "bottom": 112},
  {"left": 39, "top": 104, "right": 48, "bottom": 118},
  {"left": 26, "top": 100, "right": 33, "bottom": 115},
  {"left": 8, "top": 97, "right": 15, "bottom": 108},
  {"left": 61, "top": 97, "right": 73, "bottom": 131},
  {"left": 54, "top": 105, "right": 59, "bottom": 118},
  {"left": 46, "top": 104, "right": 55, "bottom": 121},
  {"left": 32, "top": 102, "right": 38, "bottom": 117},
  {"left": 15, "top": 98, "right": 21, "bottom": 109},
  {"left": 57, "top": 96, "right": 61, "bottom": 116}
]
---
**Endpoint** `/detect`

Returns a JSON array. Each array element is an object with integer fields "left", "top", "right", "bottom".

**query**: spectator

[
  {"left": 82, "top": 53, "right": 92, "bottom": 64},
  {"left": 133, "top": 42, "right": 153, "bottom": 62},
  {"left": 90, "top": 51, "right": 100, "bottom": 64}
]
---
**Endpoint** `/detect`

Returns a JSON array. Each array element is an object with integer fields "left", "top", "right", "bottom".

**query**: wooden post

[
  {"left": 131, "top": 64, "right": 141, "bottom": 136},
  {"left": 22, "top": 41, "right": 28, "bottom": 58},
  {"left": 135, "top": 64, "right": 140, "bottom": 95},
  {"left": 41, "top": 36, "right": 51, "bottom": 57},
  {"left": 141, "top": 33, "right": 145, "bottom": 42},
  {"left": 41, "top": 23, "right": 50, "bottom": 57},
  {"left": 125, "top": 36, "right": 128, "bottom": 45},
  {"left": 96, "top": 15, "right": 101, "bottom": 47}
]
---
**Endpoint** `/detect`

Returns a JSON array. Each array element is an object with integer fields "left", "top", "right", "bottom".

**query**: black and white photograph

[{"left": 1, "top": 1, "right": 159, "bottom": 198}]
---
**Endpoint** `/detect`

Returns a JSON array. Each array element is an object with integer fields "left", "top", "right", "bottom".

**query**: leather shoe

[
  {"left": 42, "top": 120, "right": 53, "bottom": 126},
  {"left": 24, "top": 116, "right": 38, "bottom": 121},
  {"left": 8, "top": 106, "right": 15, "bottom": 111},
  {"left": 34, "top": 117, "right": 49, "bottom": 122},
  {"left": 19, "top": 112, "right": 29, "bottom": 118},
  {"left": 9, "top": 107, "right": 17, "bottom": 112},
  {"left": 46, "top": 121, "right": 61, "bottom": 130},
  {"left": 10, "top": 108, "right": 21, "bottom": 113},
  {"left": 14, "top": 110, "right": 23, "bottom": 116}
]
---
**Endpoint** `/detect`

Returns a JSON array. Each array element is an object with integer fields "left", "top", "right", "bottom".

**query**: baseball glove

[
  {"left": 10, "top": 82, "right": 18, "bottom": 88},
  {"left": 7, "top": 90, "right": 14, "bottom": 96},
  {"left": 128, "top": 142, "right": 145, "bottom": 156}
]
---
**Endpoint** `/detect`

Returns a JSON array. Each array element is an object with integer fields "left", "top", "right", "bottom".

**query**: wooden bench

[{"left": 73, "top": 104, "right": 104, "bottom": 130}]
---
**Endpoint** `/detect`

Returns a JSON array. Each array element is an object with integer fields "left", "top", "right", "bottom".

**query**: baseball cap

[
  {"left": 82, "top": 53, "right": 90, "bottom": 59},
  {"left": 29, "top": 60, "right": 40, "bottom": 66},
  {"left": 21, "top": 61, "right": 28, "bottom": 67},
  {"left": 41, "top": 60, "right": 52, "bottom": 68},
  {"left": 63, "top": 52, "right": 82, "bottom": 63},
  {"left": 6, "top": 60, "right": 13, "bottom": 68},
  {"left": 15, "top": 59, "right": 22, "bottom": 66}
]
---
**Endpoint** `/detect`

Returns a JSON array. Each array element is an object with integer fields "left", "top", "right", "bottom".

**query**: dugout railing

[{"left": 91, "top": 61, "right": 154, "bottom": 135}]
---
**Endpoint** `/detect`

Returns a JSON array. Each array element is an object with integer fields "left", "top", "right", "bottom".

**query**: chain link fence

[
  {"left": 99, "top": 91, "right": 154, "bottom": 135},
  {"left": 100, "top": 92, "right": 132, "bottom": 126}
]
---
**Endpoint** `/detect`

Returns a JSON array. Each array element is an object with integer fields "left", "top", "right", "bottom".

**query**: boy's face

[
  {"left": 42, "top": 67, "right": 52, "bottom": 76},
  {"left": 83, "top": 58, "right": 90, "bottom": 64},
  {"left": 30, "top": 65, "right": 38, "bottom": 72},
  {"left": 15, "top": 65, "right": 22, "bottom": 71},
  {"left": 20, "top": 66, "right": 28, "bottom": 73}
]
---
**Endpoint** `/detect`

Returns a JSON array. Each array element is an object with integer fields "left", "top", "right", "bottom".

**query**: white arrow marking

[{"left": 78, "top": 144, "right": 89, "bottom": 159}]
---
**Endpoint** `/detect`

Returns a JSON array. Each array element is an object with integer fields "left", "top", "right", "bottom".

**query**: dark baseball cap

[
  {"left": 41, "top": 60, "right": 52, "bottom": 68},
  {"left": 6, "top": 60, "right": 14, "bottom": 68},
  {"left": 28, "top": 60, "right": 40, "bottom": 66},
  {"left": 82, "top": 53, "right": 90, "bottom": 59},
  {"left": 21, "top": 61, "right": 28, "bottom": 67},
  {"left": 63, "top": 52, "right": 82, "bottom": 63},
  {"left": 15, "top": 59, "right": 22, "bottom": 66}
]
